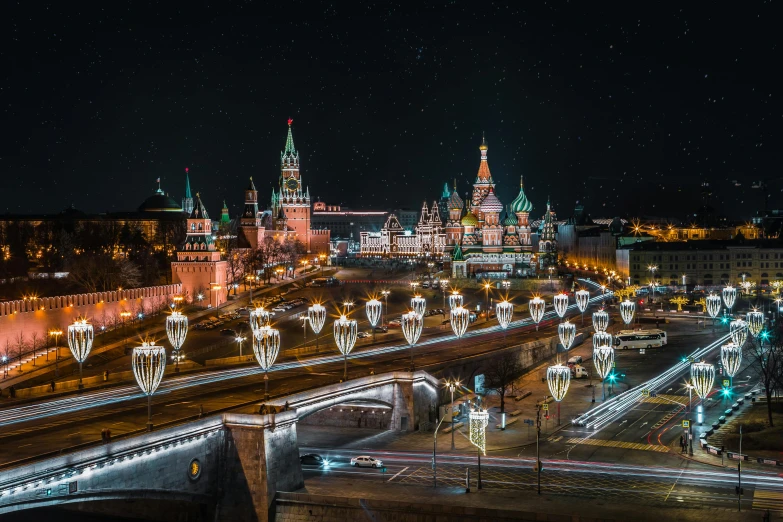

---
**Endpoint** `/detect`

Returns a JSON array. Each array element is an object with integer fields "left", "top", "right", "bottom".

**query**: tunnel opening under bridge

[{"left": 297, "top": 399, "right": 396, "bottom": 430}]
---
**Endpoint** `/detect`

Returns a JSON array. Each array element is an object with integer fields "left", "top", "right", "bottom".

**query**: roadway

[
  {"left": 0, "top": 279, "right": 610, "bottom": 466},
  {"left": 298, "top": 449, "right": 783, "bottom": 514}
]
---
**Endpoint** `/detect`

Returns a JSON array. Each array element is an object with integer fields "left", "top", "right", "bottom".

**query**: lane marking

[{"left": 388, "top": 466, "right": 408, "bottom": 482}]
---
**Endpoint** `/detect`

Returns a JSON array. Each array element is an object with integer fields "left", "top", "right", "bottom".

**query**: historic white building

[{"left": 359, "top": 202, "right": 446, "bottom": 258}]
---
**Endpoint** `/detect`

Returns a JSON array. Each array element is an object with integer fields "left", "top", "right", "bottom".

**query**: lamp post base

[{"left": 147, "top": 422, "right": 153, "bottom": 432}]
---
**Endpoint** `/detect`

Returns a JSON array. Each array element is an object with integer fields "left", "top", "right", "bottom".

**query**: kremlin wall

[{"left": 0, "top": 284, "right": 181, "bottom": 361}]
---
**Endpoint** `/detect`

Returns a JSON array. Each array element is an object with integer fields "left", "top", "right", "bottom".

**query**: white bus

[
  {"left": 617, "top": 329, "right": 667, "bottom": 345},
  {"left": 614, "top": 332, "right": 664, "bottom": 350}
]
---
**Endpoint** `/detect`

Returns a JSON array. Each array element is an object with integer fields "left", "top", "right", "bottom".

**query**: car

[
  {"left": 300, "top": 453, "right": 330, "bottom": 467},
  {"left": 220, "top": 328, "right": 237, "bottom": 336},
  {"left": 376, "top": 325, "right": 388, "bottom": 333},
  {"left": 357, "top": 332, "right": 371, "bottom": 339},
  {"left": 421, "top": 281, "right": 430, "bottom": 288},
  {"left": 272, "top": 306, "right": 287, "bottom": 312},
  {"left": 567, "top": 355, "right": 583, "bottom": 365},
  {"left": 388, "top": 319, "right": 401, "bottom": 327},
  {"left": 350, "top": 456, "right": 383, "bottom": 468}
]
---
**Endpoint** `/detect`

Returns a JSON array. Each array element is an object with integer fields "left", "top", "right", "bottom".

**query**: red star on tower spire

[{"left": 287, "top": 118, "right": 293, "bottom": 126}]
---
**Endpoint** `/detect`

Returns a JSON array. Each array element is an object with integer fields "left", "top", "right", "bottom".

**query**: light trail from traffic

[
  {"left": 573, "top": 333, "right": 731, "bottom": 431},
  {"left": 0, "top": 280, "right": 610, "bottom": 429}
]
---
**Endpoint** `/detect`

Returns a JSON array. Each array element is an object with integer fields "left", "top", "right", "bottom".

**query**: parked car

[
  {"left": 220, "top": 328, "right": 237, "bottom": 336},
  {"left": 388, "top": 319, "right": 401, "bottom": 327},
  {"left": 300, "top": 453, "right": 330, "bottom": 467},
  {"left": 350, "top": 456, "right": 383, "bottom": 468}
]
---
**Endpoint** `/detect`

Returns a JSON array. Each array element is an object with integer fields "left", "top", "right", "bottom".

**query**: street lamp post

[
  {"left": 48, "top": 329, "right": 63, "bottom": 378},
  {"left": 381, "top": 290, "right": 390, "bottom": 326},
  {"left": 236, "top": 335, "right": 246, "bottom": 357},
  {"left": 446, "top": 379, "right": 460, "bottom": 449},
  {"left": 647, "top": 265, "right": 658, "bottom": 304},
  {"left": 483, "top": 282, "right": 492, "bottom": 322},
  {"left": 67, "top": 319, "right": 94, "bottom": 390},
  {"left": 132, "top": 341, "right": 166, "bottom": 432},
  {"left": 301, "top": 315, "right": 309, "bottom": 348}
]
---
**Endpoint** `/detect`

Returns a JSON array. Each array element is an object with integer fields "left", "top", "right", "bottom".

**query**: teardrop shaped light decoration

[
  {"left": 252, "top": 326, "right": 281, "bottom": 371},
  {"left": 593, "top": 345, "right": 615, "bottom": 380},
  {"left": 333, "top": 315, "right": 358, "bottom": 357},
  {"left": 690, "top": 362, "right": 715, "bottom": 399},
  {"left": 529, "top": 297, "right": 545, "bottom": 325},
  {"left": 575, "top": 289, "right": 590, "bottom": 313},
  {"left": 132, "top": 342, "right": 167, "bottom": 396},
  {"left": 592, "top": 331, "right": 613, "bottom": 350},
  {"left": 451, "top": 306, "right": 470, "bottom": 338},
  {"left": 558, "top": 321, "right": 576, "bottom": 351},
  {"left": 469, "top": 409, "right": 489, "bottom": 455},
  {"left": 720, "top": 342, "right": 742, "bottom": 378},
  {"left": 722, "top": 285, "right": 737, "bottom": 310},
  {"left": 67, "top": 319, "right": 94, "bottom": 363},
  {"left": 730, "top": 319, "right": 748, "bottom": 347},
  {"left": 620, "top": 299, "right": 635, "bottom": 325},
  {"left": 746, "top": 310, "right": 764, "bottom": 338},
  {"left": 166, "top": 311, "right": 188, "bottom": 354},
  {"left": 249, "top": 307, "right": 272, "bottom": 334},
  {"left": 592, "top": 310, "right": 609, "bottom": 333},
  {"left": 448, "top": 291, "right": 463, "bottom": 309},
  {"left": 366, "top": 299, "right": 382, "bottom": 328},
  {"left": 705, "top": 294, "right": 722, "bottom": 319},
  {"left": 495, "top": 300, "right": 514, "bottom": 329},
  {"left": 307, "top": 304, "right": 327, "bottom": 335},
  {"left": 401, "top": 311, "right": 424, "bottom": 346},
  {"left": 411, "top": 295, "right": 427, "bottom": 317},
  {"left": 553, "top": 293, "right": 569, "bottom": 319},
  {"left": 547, "top": 365, "right": 571, "bottom": 402}
]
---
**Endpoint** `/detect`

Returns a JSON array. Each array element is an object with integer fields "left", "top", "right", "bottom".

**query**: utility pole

[
  {"left": 737, "top": 424, "right": 743, "bottom": 511},
  {"left": 536, "top": 404, "right": 542, "bottom": 495}
]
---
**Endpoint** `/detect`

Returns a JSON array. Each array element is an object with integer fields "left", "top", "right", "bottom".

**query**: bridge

[{"left": 0, "top": 370, "right": 439, "bottom": 521}]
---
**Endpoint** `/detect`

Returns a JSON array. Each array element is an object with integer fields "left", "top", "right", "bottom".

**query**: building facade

[
  {"left": 359, "top": 202, "right": 446, "bottom": 258},
  {"left": 617, "top": 239, "right": 783, "bottom": 288}
]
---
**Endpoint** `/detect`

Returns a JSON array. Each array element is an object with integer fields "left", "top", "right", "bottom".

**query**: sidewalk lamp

[
  {"left": 445, "top": 379, "right": 460, "bottom": 449},
  {"left": 558, "top": 321, "right": 576, "bottom": 351},
  {"left": 691, "top": 362, "right": 715, "bottom": 430},
  {"left": 706, "top": 294, "right": 722, "bottom": 329},
  {"left": 620, "top": 299, "right": 636, "bottom": 325},
  {"left": 276, "top": 267, "right": 284, "bottom": 281},
  {"left": 249, "top": 306, "right": 271, "bottom": 334},
  {"left": 469, "top": 409, "right": 489, "bottom": 489},
  {"left": 451, "top": 306, "right": 470, "bottom": 338},
  {"left": 449, "top": 290, "right": 463, "bottom": 309},
  {"left": 308, "top": 303, "right": 327, "bottom": 352},
  {"left": 496, "top": 300, "right": 514, "bottom": 330},
  {"left": 592, "top": 309, "right": 609, "bottom": 333},
  {"left": 730, "top": 319, "right": 748, "bottom": 347},
  {"left": 67, "top": 319, "right": 94, "bottom": 390},
  {"left": 132, "top": 341, "right": 166, "bottom": 432},
  {"left": 746, "top": 310, "right": 764, "bottom": 338},
  {"left": 411, "top": 295, "right": 427, "bottom": 317},
  {"left": 721, "top": 342, "right": 742, "bottom": 391},
  {"left": 722, "top": 285, "right": 737, "bottom": 316},
  {"left": 593, "top": 345, "right": 614, "bottom": 401},
  {"left": 48, "top": 328, "right": 63, "bottom": 377},
  {"left": 553, "top": 293, "right": 568, "bottom": 320},
  {"left": 334, "top": 315, "right": 358, "bottom": 380},
  {"left": 647, "top": 265, "right": 658, "bottom": 302},
  {"left": 529, "top": 296, "right": 545, "bottom": 331},
  {"left": 401, "top": 311, "right": 423, "bottom": 370},
  {"left": 166, "top": 311, "right": 188, "bottom": 372},
  {"left": 575, "top": 289, "right": 590, "bottom": 325},
  {"left": 547, "top": 365, "right": 571, "bottom": 426},
  {"left": 235, "top": 335, "right": 246, "bottom": 357},
  {"left": 380, "top": 290, "right": 391, "bottom": 325},
  {"left": 366, "top": 298, "right": 382, "bottom": 342},
  {"left": 253, "top": 326, "right": 281, "bottom": 400},
  {"left": 482, "top": 281, "right": 492, "bottom": 322}
]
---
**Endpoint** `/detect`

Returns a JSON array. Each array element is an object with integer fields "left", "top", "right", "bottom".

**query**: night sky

[{"left": 2, "top": 2, "right": 779, "bottom": 221}]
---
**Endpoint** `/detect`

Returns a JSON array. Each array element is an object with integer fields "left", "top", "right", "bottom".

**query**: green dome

[
  {"left": 461, "top": 212, "right": 478, "bottom": 227},
  {"left": 510, "top": 176, "right": 533, "bottom": 213},
  {"left": 503, "top": 207, "right": 518, "bottom": 227}
]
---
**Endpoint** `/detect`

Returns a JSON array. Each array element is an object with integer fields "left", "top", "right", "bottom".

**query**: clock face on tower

[{"left": 286, "top": 177, "right": 298, "bottom": 191}]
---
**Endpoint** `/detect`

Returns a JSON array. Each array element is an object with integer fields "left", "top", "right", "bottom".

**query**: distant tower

[
  {"left": 538, "top": 197, "right": 557, "bottom": 266},
  {"left": 239, "top": 177, "right": 264, "bottom": 250},
  {"left": 172, "top": 193, "right": 228, "bottom": 308},
  {"left": 277, "top": 119, "right": 311, "bottom": 250},
  {"left": 182, "top": 168, "right": 194, "bottom": 216},
  {"left": 470, "top": 134, "right": 494, "bottom": 221},
  {"left": 220, "top": 200, "right": 230, "bottom": 225}
]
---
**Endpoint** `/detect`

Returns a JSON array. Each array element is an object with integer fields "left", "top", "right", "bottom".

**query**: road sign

[
  {"left": 542, "top": 403, "right": 549, "bottom": 412},
  {"left": 524, "top": 419, "right": 534, "bottom": 426},
  {"left": 682, "top": 420, "right": 690, "bottom": 429},
  {"left": 723, "top": 379, "right": 730, "bottom": 387},
  {"left": 641, "top": 390, "right": 650, "bottom": 398}
]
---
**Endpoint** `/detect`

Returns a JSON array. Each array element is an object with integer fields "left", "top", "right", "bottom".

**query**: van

[
  {"left": 567, "top": 355, "right": 583, "bottom": 365},
  {"left": 570, "top": 365, "right": 589, "bottom": 379}
]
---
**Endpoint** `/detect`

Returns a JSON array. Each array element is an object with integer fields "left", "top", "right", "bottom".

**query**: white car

[
  {"left": 357, "top": 332, "right": 371, "bottom": 339},
  {"left": 272, "top": 305, "right": 287, "bottom": 312},
  {"left": 350, "top": 456, "right": 383, "bottom": 468}
]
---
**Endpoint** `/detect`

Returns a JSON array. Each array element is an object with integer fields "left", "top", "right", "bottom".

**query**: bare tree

[
  {"left": 747, "top": 326, "right": 782, "bottom": 427},
  {"left": 31, "top": 331, "right": 39, "bottom": 365},
  {"left": 15, "top": 332, "right": 26, "bottom": 370},
  {"left": 482, "top": 351, "right": 523, "bottom": 413}
]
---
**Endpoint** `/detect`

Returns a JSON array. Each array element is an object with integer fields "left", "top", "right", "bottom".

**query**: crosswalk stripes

[
  {"left": 566, "top": 437, "right": 669, "bottom": 453},
  {"left": 753, "top": 489, "right": 783, "bottom": 513},
  {"left": 651, "top": 408, "right": 682, "bottom": 430}
]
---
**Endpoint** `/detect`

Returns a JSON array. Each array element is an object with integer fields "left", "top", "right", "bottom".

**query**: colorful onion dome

[
  {"left": 461, "top": 212, "right": 478, "bottom": 227},
  {"left": 503, "top": 207, "right": 518, "bottom": 227},
  {"left": 479, "top": 188, "right": 503, "bottom": 214},
  {"left": 510, "top": 175, "right": 533, "bottom": 213}
]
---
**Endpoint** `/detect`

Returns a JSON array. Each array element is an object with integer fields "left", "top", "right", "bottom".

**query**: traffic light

[
  {"left": 721, "top": 317, "right": 729, "bottom": 324},
  {"left": 721, "top": 387, "right": 731, "bottom": 397}
]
